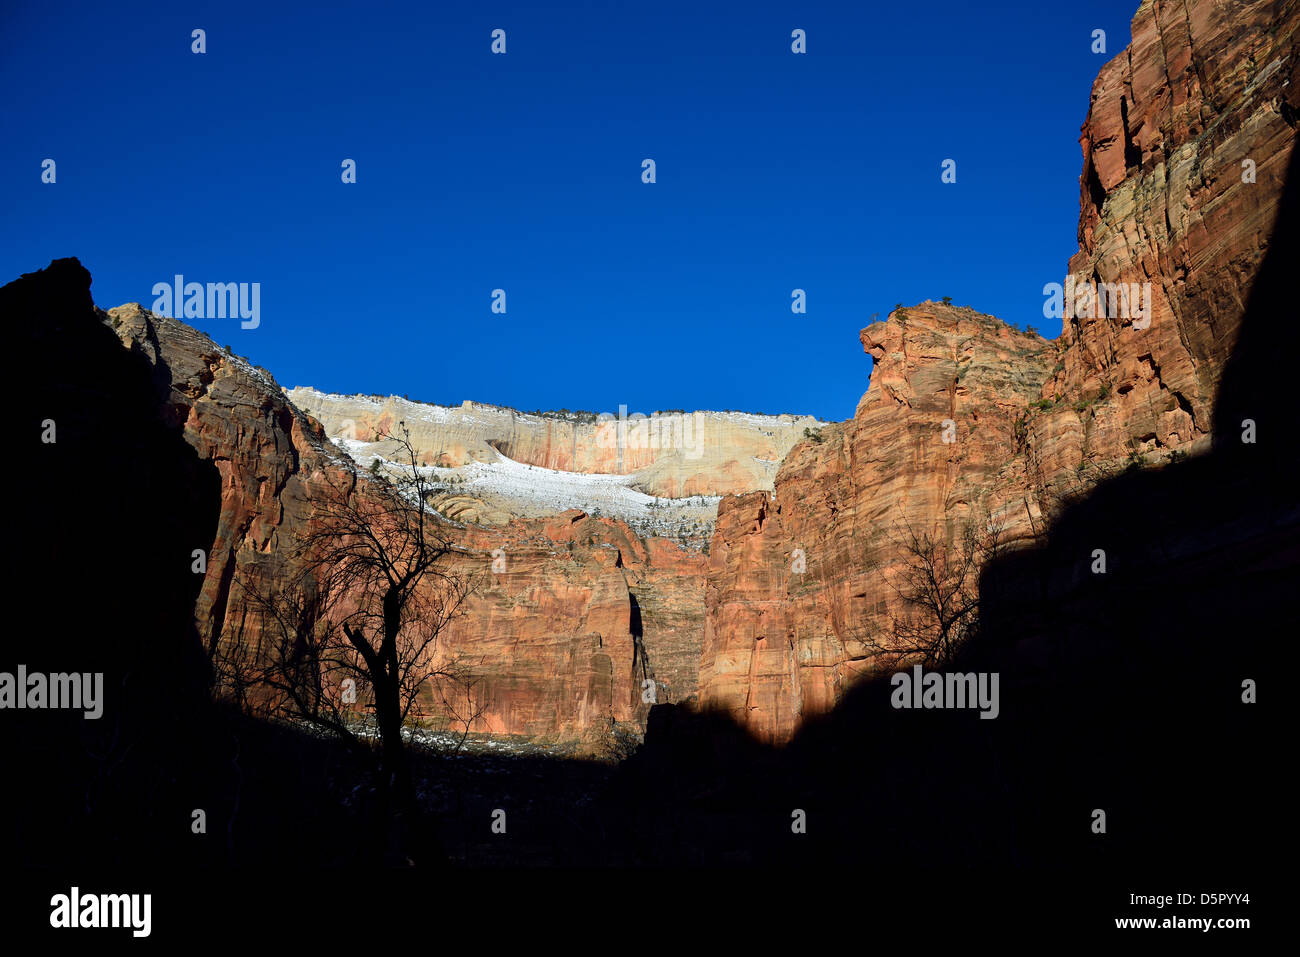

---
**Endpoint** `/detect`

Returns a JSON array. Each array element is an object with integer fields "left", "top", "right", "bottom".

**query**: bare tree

[
  {"left": 212, "top": 423, "right": 478, "bottom": 858},
  {"left": 295, "top": 425, "right": 477, "bottom": 790},
  {"left": 216, "top": 554, "right": 360, "bottom": 748},
  {"left": 854, "top": 514, "right": 1007, "bottom": 668}
]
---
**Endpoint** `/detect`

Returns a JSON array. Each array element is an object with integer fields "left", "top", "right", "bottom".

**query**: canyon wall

[
  {"left": 19, "top": 0, "right": 1293, "bottom": 749},
  {"left": 451, "top": 511, "right": 706, "bottom": 735},
  {"left": 1035, "top": 0, "right": 1299, "bottom": 485},
  {"left": 288, "top": 387, "right": 823, "bottom": 498},
  {"left": 96, "top": 298, "right": 703, "bottom": 740},
  {"left": 698, "top": 0, "right": 1298, "bottom": 743}
]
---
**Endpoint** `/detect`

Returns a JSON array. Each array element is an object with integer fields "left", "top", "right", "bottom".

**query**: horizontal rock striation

[{"left": 288, "top": 388, "right": 824, "bottom": 498}]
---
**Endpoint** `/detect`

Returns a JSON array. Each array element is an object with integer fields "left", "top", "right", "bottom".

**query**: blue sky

[{"left": 2, "top": 0, "right": 1140, "bottom": 421}]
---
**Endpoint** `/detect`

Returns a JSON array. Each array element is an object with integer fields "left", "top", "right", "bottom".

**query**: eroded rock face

[
  {"left": 448, "top": 511, "right": 706, "bottom": 736},
  {"left": 698, "top": 0, "right": 1298, "bottom": 743},
  {"left": 1039, "top": 0, "right": 1298, "bottom": 481}
]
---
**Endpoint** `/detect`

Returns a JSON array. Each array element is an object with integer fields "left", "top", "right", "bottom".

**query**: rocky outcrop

[
  {"left": 104, "top": 303, "right": 343, "bottom": 663},
  {"left": 698, "top": 0, "right": 1298, "bottom": 743},
  {"left": 699, "top": 307, "right": 1055, "bottom": 742}
]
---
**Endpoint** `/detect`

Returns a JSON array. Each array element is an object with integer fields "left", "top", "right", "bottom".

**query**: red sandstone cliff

[
  {"left": 699, "top": 308, "right": 1055, "bottom": 741},
  {"left": 103, "top": 303, "right": 704, "bottom": 741},
  {"left": 1038, "top": 0, "right": 1299, "bottom": 482}
]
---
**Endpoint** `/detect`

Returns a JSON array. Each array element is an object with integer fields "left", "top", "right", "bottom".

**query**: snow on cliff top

[
  {"left": 336, "top": 438, "right": 719, "bottom": 541},
  {"left": 291, "top": 386, "right": 827, "bottom": 428}
]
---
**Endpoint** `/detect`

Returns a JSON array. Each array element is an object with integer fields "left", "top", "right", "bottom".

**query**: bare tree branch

[
  {"left": 210, "top": 422, "right": 482, "bottom": 829},
  {"left": 849, "top": 512, "right": 1009, "bottom": 669}
]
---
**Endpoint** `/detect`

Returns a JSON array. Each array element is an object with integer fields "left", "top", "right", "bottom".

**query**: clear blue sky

[{"left": 2, "top": 0, "right": 1140, "bottom": 421}]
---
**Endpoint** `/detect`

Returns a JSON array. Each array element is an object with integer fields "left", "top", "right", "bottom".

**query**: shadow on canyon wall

[
  {"left": 7, "top": 140, "right": 1294, "bottom": 872},
  {"left": 602, "top": 140, "right": 1297, "bottom": 871},
  {"left": 8, "top": 260, "right": 451, "bottom": 869},
  {"left": 602, "top": 138, "right": 1298, "bottom": 871}
]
